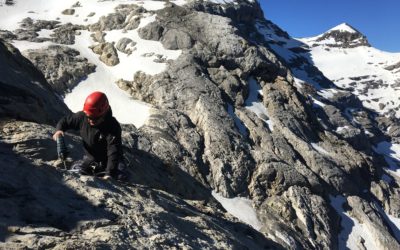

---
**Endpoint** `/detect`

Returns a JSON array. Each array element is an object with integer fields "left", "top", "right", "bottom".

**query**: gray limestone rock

[
  {"left": 0, "top": 40, "right": 68, "bottom": 125},
  {"left": 387, "top": 123, "right": 400, "bottom": 139},
  {"left": 258, "top": 186, "right": 339, "bottom": 249},
  {"left": 51, "top": 23, "right": 86, "bottom": 45},
  {"left": 371, "top": 180, "right": 400, "bottom": 219},
  {"left": 89, "top": 4, "right": 146, "bottom": 32},
  {"left": 161, "top": 29, "right": 193, "bottom": 50},
  {"left": 12, "top": 17, "right": 61, "bottom": 43},
  {"left": 0, "top": 30, "right": 17, "bottom": 41},
  {"left": 89, "top": 13, "right": 126, "bottom": 31},
  {"left": 138, "top": 21, "right": 164, "bottom": 41},
  {"left": 23, "top": 45, "right": 96, "bottom": 96},
  {"left": 116, "top": 37, "right": 136, "bottom": 55},
  {"left": 90, "top": 31, "right": 106, "bottom": 43},
  {"left": 90, "top": 42, "right": 120, "bottom": 66},
  {"left": 0, "top": 120, "right": 277, "bottom": 250}
]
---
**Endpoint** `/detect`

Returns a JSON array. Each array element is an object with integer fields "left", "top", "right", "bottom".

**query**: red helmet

[{"left": 83, "top": 91, "right": 110, "bottom": 118}]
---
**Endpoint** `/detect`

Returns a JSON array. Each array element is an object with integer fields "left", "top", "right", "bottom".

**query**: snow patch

[
  {"left": 245, "top": 77, "right": 274, "bottom": 131},
  {"left": 329, "top": 23, "right": 358, "bottom": 33},
  {"left": 311, "top": 97, "right": 326, "bottom": 108},
  {"left": 336, "top": 126, "right": 350, "bottom": 133},
  {"left": 311, "top": 143, "right": 331, "bottom": 156},
  {"left": 373, "top": 141, "right": 400, "bottom": 178},
  {"left": 212, "top": 191, "right": 262, "bottom": 231},
  {"left": 37, "top": 29, "right": 53, "bottom": 38}
]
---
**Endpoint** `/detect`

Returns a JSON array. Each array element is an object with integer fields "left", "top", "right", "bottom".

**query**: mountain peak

[
  {"left": 313, "top": 22, "right": 370, "bottom": 48},
  {"left": 328, "top": 23, "right": 359, "bottom": 34}
]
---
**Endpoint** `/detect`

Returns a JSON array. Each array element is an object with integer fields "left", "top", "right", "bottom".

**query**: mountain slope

[
  {"left": 1, "top": 1, "right": 400, "bottom": 249},
  {"left": 300, "top": 23, "right": 400, "bottom": 118}
]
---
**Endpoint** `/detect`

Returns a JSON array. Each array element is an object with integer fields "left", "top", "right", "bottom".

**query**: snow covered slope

[{"left": 300, "top": 23, "right": 400, "bottom": 118}]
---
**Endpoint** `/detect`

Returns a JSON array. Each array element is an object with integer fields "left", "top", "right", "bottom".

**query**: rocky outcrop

[
  {"left": 90, "top": 42, "right": 120, "bottom": 66},
  {"left": 90, "top": 31, "right": 106, "bottom": 43},
  {"left": 89, "top": 4, "right": 146, "bottom": 32},
  {"left": 51, "top": 23, "right": 86, "bottom": 45},
  {"left": 259, "top": 186, "right": 339, "bottom": 249},
  {"left": 23, "top": 45, "right": 96, "bottom": 96},
  {"left": 10, "top": 17, "right": 84, "bottom": 45},
  {"left": 0, "top": 30, "right": 17, "bottom": 41},
  {"left": 0, "top": 39, "right": 68, "bottom": 125},
  {"left": 138, "top": 4, "right": 194, "bottom": 50},
  {"left": 116, "top": 37, "right": 136, "bottom": 55},
  {"left": 385, "top": 61, "right": 400, "bottom": 71},
  {"left": 13, "top": 17, "right": 60, "bottom": 43}
]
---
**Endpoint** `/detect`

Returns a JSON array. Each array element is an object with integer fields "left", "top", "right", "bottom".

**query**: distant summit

[
  {"left": 328, "top": 23, "right": 359, "bottom": 33},
  {"left": 304, "top": 23, "right": 370, "bottom": 48}
]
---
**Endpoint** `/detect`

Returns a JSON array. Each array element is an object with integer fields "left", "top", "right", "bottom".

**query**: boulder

[
  {"left": 61, "top": 9, "right": 75, "bottom": 15},
  {"left": 91, "top": 42, "right": 120, "bottom": 66},
  {"left": 116, "top": 37, "right": 136, "bottom": 55}
]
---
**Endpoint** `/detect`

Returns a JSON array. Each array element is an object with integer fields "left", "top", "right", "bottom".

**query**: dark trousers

[
  {"left": 79, "top": 156, "right": 121, "bottom": 178},
  {"left": 79, "top": 156, "right": 108, "bottom": 177}
]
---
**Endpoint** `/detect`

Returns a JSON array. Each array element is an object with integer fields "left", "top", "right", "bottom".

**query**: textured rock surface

[
  {"left": 0, "top": 40, "right": 68, "bottom": 125},
  {"left": 116, "top": 37, "right": 136, "bottom": 55},
  {"left": 89, "top": 4, "right": 147, "bottom": 32},
  {"left": 0, "top": 120, "right": 277, "bottom": 250},
  {"left": 23, "top": 45, "right": 96, "bottom": 96},
  {"left": 91, "top": 42, "right": 120, "bottom": 66}
]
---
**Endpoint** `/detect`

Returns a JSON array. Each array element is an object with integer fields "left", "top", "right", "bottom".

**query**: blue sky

[{"left": 259, "top": 1, "right": 400, "bottom": 52}]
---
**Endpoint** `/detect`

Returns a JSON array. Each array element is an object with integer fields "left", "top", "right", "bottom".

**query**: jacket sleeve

[
  {"left": 105, "top": 124, "right": 122, "bottom": 176},
  {"left": 55, "top": 112, "right": 84, "bottom": 132}
]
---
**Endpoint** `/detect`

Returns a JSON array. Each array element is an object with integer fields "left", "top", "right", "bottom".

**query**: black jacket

[{"left": 56, "top": 109, "right": 122, "bottom": 175}]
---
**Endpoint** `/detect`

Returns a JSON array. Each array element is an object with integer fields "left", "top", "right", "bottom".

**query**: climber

[{"left": 53, "top": 91, "right": 125, "bottom": 181}]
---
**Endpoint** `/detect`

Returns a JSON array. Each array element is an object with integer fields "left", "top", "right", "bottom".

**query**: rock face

[
  {"left": 0, "top": 39, "right": 68, "bottom": 125},
  {"left": 0, "top": 120, "right": 276, "bottom": 249},
  {"left": 1, "top": 1, "right": 400, "bottom": 249},
  {"left": 23, "top": 45, "right": 96, "bottom": 96}
]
